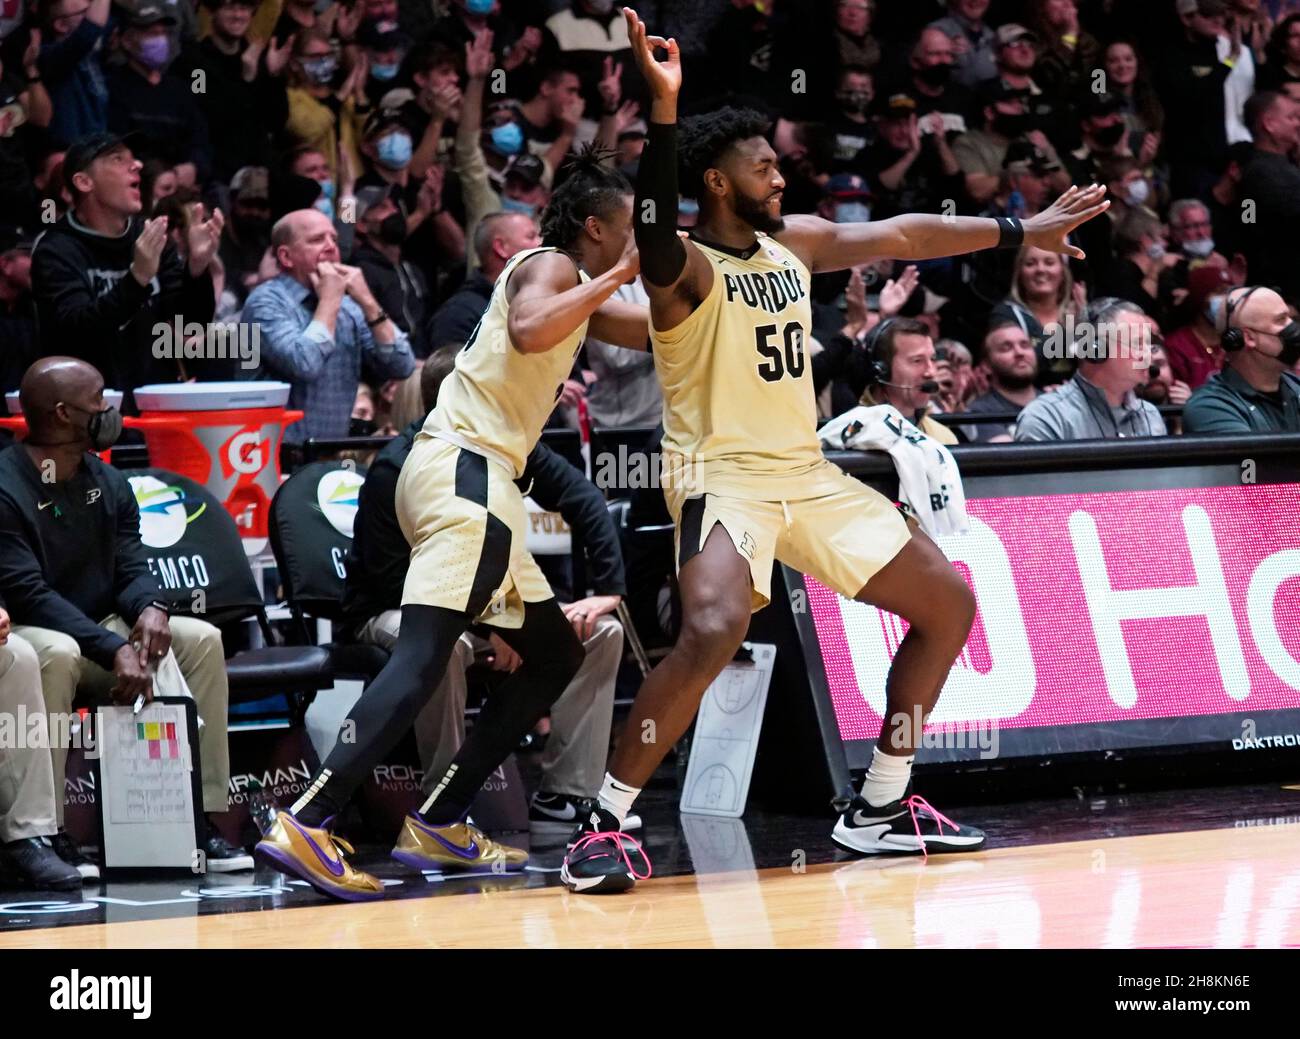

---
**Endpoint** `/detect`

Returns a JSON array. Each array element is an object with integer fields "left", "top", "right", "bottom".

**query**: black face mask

[
  {"left": 838, "top": 91, "right": 871, "bottom": 116},
  {"left": 1093, "top": 122, "right": 1126, "bottom": 149},
  {"left": 349, "top": 416, "right": 378, "bottom": 437},
  {"left": 236, "top": 213, "right": 271, "bottom": 237},
  {"left": 66, "top": 404, "right": 123, "bottom": 451},
  {"left": 378, "top": 211, "right": 408, "bottom": 246},
  {"left": 1240, "top": 321, "right": 1300, "bottom": 365},
  {"left": 1274, "top": 321, "right": 1300, "bottom": 366},
  {"left": 916, "top": 63, "right": 953, "bottom": 87},
  {"left": 994, "top": 113, "right": 1031, "bottom": 138}
]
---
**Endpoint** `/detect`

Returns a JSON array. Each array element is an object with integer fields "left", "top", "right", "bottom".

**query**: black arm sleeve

[
  {"left": 517, "top": 444, "right": 626, "bottom": 598},
  {"left": 635, "top": 121, "right": 688, "bottom": 288}
]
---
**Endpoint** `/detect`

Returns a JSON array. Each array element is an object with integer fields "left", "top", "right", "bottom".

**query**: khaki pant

[
  {"left": 13, "top": 616, "right": 231, "bottom": 824},
  {"left": 358, "top": 610, "right": 624, "bottom": 800},
  {"left": 0, "top": 635, "right": 58, "bottom": 843}
]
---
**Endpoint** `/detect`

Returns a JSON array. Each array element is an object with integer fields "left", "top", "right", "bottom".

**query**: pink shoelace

[
  {"left": 902, "top": 794, "right": 959, "bottom": 862},
  {"left": 570, "top": 830, "right": 654, "bottom": 881}
]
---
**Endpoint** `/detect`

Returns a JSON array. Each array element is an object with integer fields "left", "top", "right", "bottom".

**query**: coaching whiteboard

[
  {"left": 680, "top": 643, "right": 776, "bottom": 818},
  {"left": 97, "top": 698, "right": 204, "bottom": 870}
]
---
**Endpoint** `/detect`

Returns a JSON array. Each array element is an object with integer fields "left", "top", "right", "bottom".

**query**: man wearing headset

[
  {"left": 1183, "top": 285, "right": 1300, "bottom": 434},
  {"left": 1014, "top": 297, "right": 1167, "bottom": 441},
  {"left": 859, "top": 316, "right": 960, "bottom": 444}
]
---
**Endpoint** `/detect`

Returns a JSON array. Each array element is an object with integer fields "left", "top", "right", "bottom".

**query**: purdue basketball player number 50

[{"left": 560, "top": 6, "right": 1111, "bottom": 894}]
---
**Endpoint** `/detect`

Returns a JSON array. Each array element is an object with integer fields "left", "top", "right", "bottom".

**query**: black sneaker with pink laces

[{"left": 560, "top": 806, "right": 652, "bottom": 894}]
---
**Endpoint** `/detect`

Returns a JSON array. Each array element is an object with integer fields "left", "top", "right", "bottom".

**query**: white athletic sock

[
  {"left": 596, "top": 773, "right": 640, "bottom": 827},
  {"left": 860, "top": 748, "right": 913, "bottom": 808}
]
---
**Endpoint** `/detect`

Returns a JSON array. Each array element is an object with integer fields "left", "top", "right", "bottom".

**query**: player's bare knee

[{"left": 678, "top": 600, "right": 749, "bottom": 674}]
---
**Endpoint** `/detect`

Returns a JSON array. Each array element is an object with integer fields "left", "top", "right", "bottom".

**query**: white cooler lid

[
  {"left": 133, "top": 381, "right": 291, "bottom": 411},
  {"left": 7, "top": 389, "right": 123, "bottom": 414}
]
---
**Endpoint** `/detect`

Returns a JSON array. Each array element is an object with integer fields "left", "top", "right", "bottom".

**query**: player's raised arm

[
  {"left": 624, "top": 8, "right": 711, "bottom": 326},
  {"left": 506, "top": 244, "right": 638, "bottom": 354},
  {"left": 778, "top": 184, "right": 1110, "bottom": 274}
]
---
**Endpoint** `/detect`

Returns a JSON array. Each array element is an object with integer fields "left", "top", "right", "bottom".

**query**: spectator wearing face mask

[
  {"left": 986, "top": 24, "right": 1067, "bottom": 149},
  {"left": 495, "top": 152, "right": 550, "bottom": 222},
  {"left": 358, "top": 17, "right": 409, "bottom": 107},
  {"left": 352, "top": 185, "right": 431, "bottom": 358},
  {"left": 1065, "top": 91, "right": 1131, "bottom": 187},
  {"left": 219, "top": 166, "right": 274, "bottom": 310},
  {"left": 892, "top": 26, "right": 971, "bottom": 141},
  {"left": 1100, "top": 209, "right": 1177, "bottom": 330},
  {"left": 176, "top": 0, "right": 292, "bottom": 184},
  {"left": 1164, "top": 262, "right": 1234, "bottom": 389},
  {"left": 952, "top": 80, "right": 1068, "bottom": 205},
  {"left": 105, "top": 3, "right": 212, "bottom": 186},
  {"left": 1168, "top": 198, "right": 1228, "bottom": 267},
  {"left": 1184, "top": 284, "right": 1300, "bottom": 432},
  {"left": 36, "top": 0, "right": 111, "bottom": 148},
  {"left": 356, "top": 106, "right": 464, "bottom": 296},
  {"left": 829, "top": 65, "right": 875, "bottom": 171},
  {"left": 818, "top": 172, "right": 873, "bottom": 225},
  {"left": 928, "top": 0, "right": 997, "bottom": 91},
  {"left": 498, "top": 61, "right": 585, "bottom": 188},
  {"left": 285, "top": 28, "right": 365, "bottom": 188},
  {"left": 860, "top": 90, "right": 962, "bottom": 220},
  {"left": 425, "top": 0, "right": 536, "bottom": 84}
]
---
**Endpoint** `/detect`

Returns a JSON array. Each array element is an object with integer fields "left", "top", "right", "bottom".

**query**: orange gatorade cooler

[
  {"left": 4, "top": 390, "right": 125, "bottom": 461},
  {"left": 124, "top": 382, "right": 303, "bottom": 544}
]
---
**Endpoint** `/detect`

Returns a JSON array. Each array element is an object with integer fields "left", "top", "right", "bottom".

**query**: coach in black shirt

[{"left": 0, "top": 358, "right": 249, "bottom": 874}]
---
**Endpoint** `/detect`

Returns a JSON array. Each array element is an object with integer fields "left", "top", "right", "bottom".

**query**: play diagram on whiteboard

[
  {"left": 98, "top": 699, "right": 203, "bottom": 869},
  {"left": 680, "top": 643, "right": 776, "bottom": 818}
]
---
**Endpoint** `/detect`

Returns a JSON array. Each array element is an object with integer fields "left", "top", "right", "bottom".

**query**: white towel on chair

[{"left": 818, "top": 405, "right": 970, "bottom": 536}]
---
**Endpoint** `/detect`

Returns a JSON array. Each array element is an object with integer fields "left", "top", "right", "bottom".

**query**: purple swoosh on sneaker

[
  {"left": 407, "top": 815, "right": 480, "bottom": 859},
  {"left": 283, "top": 815, "right": 346, "bottom": 877}
]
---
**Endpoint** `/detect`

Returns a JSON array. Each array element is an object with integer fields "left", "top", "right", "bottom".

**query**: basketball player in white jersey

[
  {"left": 561, "top": 9, "right": 1110, "bottom": 893},
  {"left": 256, "top": 155, "right": 648, "bottom": 900}
]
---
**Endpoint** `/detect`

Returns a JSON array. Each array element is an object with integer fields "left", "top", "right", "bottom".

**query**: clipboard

[{"left": 94, "top": 697, "right": 205, "bottom": 874}]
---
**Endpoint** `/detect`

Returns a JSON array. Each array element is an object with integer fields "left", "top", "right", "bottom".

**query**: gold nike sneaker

[
  {"left": 255, "top": 811, "right": 385, "bottom": 902},
  {"left": 391, "top": 814, "right": 529, "bottom": 873}
]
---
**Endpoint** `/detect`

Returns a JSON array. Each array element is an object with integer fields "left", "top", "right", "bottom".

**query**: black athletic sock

[
  {"left": 419, "top": 600, "right": 585, "bottom": 824},
  {"left": 291, "top": 604, "right": 470, "bottom": 828}
]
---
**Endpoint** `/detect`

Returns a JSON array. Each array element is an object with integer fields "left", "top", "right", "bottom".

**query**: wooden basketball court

[{"left": 4, "top": 823, "right": 1297, "bottom": 949}]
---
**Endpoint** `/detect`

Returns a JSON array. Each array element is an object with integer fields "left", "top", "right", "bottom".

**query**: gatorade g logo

[
  {"left": 316, "top": 469, "right": 365, "bottom": 537},
  {"left": 227, "top": 431, "right": 264, "bottom": 475},
  {"left": 129, "top": 475, "right": 207, "bottom": 549}
]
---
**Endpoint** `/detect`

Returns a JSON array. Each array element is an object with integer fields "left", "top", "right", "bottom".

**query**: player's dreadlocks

[
  {"left": 678, "top": 107, "right": 772, "bottom": 200},
  {"left": 539, "top": 144, "right": 633, "bottom": 249}
]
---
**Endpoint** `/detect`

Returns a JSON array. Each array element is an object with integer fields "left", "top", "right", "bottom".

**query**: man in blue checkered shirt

[{"left": 244, "top": 208, "right": 415, "bottom": 444}]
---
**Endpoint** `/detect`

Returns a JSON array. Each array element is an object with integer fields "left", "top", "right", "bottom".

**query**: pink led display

[{"left": 806, "top": 483, "right": 1300, "bottom": 741}]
